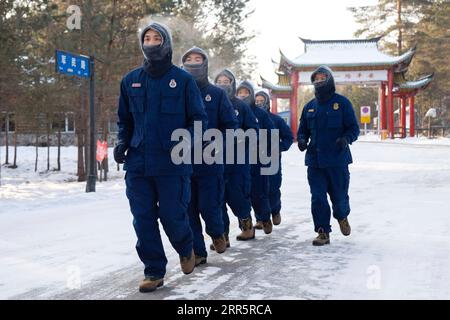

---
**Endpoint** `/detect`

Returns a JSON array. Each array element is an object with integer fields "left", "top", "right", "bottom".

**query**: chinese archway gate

[{"left": 262, "top": 37, "right": 433, "bottom": 139}]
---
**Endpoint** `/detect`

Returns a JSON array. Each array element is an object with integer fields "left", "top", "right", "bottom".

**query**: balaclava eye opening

[{"left": 181, "top": 47, "right": 209, "bottom": 89}]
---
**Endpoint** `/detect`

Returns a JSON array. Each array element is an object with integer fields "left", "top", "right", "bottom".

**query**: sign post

[
  {"left": 55, "top": 50, "right": 96, "bottom": 192},
  {"left": 96, "top": 140, "right": 108, "bottom": 183},
  {"left": 360, "top": 106, "right": 371, "bottom": 135},
  {"left": 86, "top": 55, "right": 96, "bottom": 192}
]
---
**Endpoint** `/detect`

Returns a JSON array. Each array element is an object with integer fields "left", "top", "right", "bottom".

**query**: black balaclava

[
  {"left": 236, "top": 80, "right": 255, "bottom": 107},
  {"left": 181, "top": 47, "right": 209, "bottom": 89},
  {"left": 255, "top": 90, "right": 271, "bottom": 112},
  {"left": 140, "top": 22, "right": 173, "bottom": 78},
  {"left": 311, "top": 65, "right": 336, "bottom": 104},
  {"left": 214, "top": 69, "right": 237, "bottom": 100}
]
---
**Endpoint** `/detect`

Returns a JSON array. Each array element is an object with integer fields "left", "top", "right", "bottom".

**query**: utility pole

[{"left": 85, "top": 55, "right": 96, "bottom": 192}]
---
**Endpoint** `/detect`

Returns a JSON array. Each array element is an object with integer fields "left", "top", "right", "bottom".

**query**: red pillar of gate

[
  {"left": 380, "top": 83, "right": 387, "bottom": 130},
  {"left": 409, "top": 95, "right": 415, "bottom": 137},
  {"left": 290, "top": 70, "right": 299, "bottom": 139},
  {"left": 271, "top": 95, "right": 278, "bottom": 114},
  {"left": 400, "top": 96, "right": 407, "bottom": 138},
  {"left": 387, "top": 68, "right": 395, "bottom": 139}
]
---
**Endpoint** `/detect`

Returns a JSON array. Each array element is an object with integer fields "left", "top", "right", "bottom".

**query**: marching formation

[{"left": 114, "top": 22, "right": 359, "bottom": 293}]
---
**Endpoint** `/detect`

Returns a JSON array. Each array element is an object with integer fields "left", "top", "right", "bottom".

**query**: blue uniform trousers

[
  {"left": 251, "top": 167, "right": 271, "bottom": 222},
  {"left": 125, "top": 173, "right": 193, "bottom": 278},
  {"left": 307, "top": 166, "right": 350, "bottom": 233},
  {"left": 222, "top": 170, "right": 252, "bottom": 233},
  {"left": 269, "top": 168, "right": 282, "bottom": 216},
  {"left": 188, "top": 174, "right": 225, "bottom": 257}
]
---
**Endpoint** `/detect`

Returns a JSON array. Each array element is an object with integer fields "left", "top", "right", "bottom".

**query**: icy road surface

[{"left": 1, "top": 137, "right": 450, "bottom": 299}]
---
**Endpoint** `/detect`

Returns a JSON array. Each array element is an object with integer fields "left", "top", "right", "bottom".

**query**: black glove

[
  {"left": 297, "top": 139, "right": 308, "bottom": 152},
  {"left": 336, "top": 137, "right": 348, "bottom": 151},
  {"left": 114, "top": 142, "right": 128, "bottom": 164}
]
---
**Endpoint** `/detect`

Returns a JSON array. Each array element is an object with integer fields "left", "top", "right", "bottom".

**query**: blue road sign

[
  {"left": 278, "top": 110, "right": 291, "bottom": 127},
  {"left": 55, "top": 50, "right": 90, "bottom": 78}
]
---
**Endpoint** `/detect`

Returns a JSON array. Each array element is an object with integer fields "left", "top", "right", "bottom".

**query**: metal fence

[{"left": 359, "top": 126, "right": 450, "bottom": 138}]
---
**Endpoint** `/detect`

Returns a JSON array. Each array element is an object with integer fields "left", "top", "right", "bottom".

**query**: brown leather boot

[
  {"left": 338, "top": 217, "right": 351, "bottom": 236},
  {"left": 272, "top": 213, "right": 281, "bottom": 226},
  {"left": 195, "top": 255, "right": 207, "bottom": 266},
  {"left": 180, "top": 249, "right": 195, "bottom": 274},
  {"left": 224, "top": 233, "right": 230, "bottom": 247},
  {"left": 139, "top": 277, "right": 164, "bottom": 293},
  {"left": 212, "top": 234, "right": 227, "bottom": 254},
  {"left": 236, "top": 218, "right": 255, "bottom": 241},
  {"left": 254, "top": 221, "right": 263, "bottom": 230},
  {"left": 262, "top": 220, "right": 273, "bottom": 234},
  {"left": 312, "top": 230, "right": 330, "bottom": 246},
  {"left": 210, "top": 233, "right": 230, "bottom": 251}
]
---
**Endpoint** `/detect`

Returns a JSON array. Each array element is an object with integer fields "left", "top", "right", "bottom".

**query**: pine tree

[
  {"left": 171, "top": 0, "right": 255, "bottom": 79},
  {"left": 409, "top": 0, "right": 450, "bottom": 124},
  {"left": 349, "top": 0, "right": 450, "bottom": 126}
]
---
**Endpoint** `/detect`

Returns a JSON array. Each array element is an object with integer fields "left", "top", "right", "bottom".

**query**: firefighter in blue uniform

[
  {"left": 213, "top": 69, "right": 260, "bottom": 247},
  {"left": 114, "top": 22, "right": 208, "bottom": 293},
  {"left": 255, "top": 90, "right": 293, "bottom": 226},
  {"left": 236, "top": 81, "right": 275, "bottom": 235},
  {"left": 181, "top": 47, "right": 238, "bottom": 265},
  {"left": 297, "top": 66, "right": 359, "bottom": 246}
]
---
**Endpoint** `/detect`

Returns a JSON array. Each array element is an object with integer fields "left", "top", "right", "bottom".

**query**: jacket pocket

[
  {"left": 306, "top": 112, "right": 316, "bottom": 129},
  {"left": 159, "top": 89, "right": 185, "bottom": 151},
  {"left": 129, "top": 89, "right": 145, "bottom": 113},
  {"left": 161, "top": 89, "right": 183, "bottom": 114}
]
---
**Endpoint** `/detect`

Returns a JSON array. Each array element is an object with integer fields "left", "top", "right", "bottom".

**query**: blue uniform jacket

[
  {"left": 269, "top": 112, "right": 294, "bottom": 154},
  {"left": 297, "top": 93, "right": 360, "bottom": 168},
  {"left": 224, "top": 97, "right": 260, "bottom": 174},
  {"left": 253, "top": 106, "right": 275, "bottom": 130},
  {"left": 250, "top": 105, "right": 275, "bottom": 175},
  {"left": 193, "top": 84, "right": 238, "bottom": 176},
  {"left": 117, "top": 65, "right": 208, "bottom": 176}
]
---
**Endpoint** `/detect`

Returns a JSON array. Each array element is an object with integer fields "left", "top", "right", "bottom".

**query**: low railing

[
  {"left": 358, "top": 126, "right": 450, "bottom": 138},
  {"left": 415, "top": 126, "right": 450, "bottom": 138}
]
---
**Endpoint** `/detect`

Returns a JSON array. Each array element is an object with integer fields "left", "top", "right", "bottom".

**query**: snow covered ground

[{"left": 1, "top": 137, "right": 450, "bottom": 300}]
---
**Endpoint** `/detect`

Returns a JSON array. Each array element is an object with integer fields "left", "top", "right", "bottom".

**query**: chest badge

[
  {"left": 308, "top": 109, "right": 315, "bottom": 113},
  {"left": 235, "top": 109, "right": 239, "bottom": 116},
  {"left": 333, "top": 103, "right": 340, "bottom": 110},
  {"left": 169, "top": 79, "right": 177, "bottom": 88},
  {"left": 131, "top": 83, "right": 141, "bottom": 88},
  {"left": 205, "top": 94, "right": 212, "bottom": 102}
]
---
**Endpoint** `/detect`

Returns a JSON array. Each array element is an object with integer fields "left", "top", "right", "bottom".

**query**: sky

[{"left": 245, "top": 0, "right": 378, "bottom": 83}]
